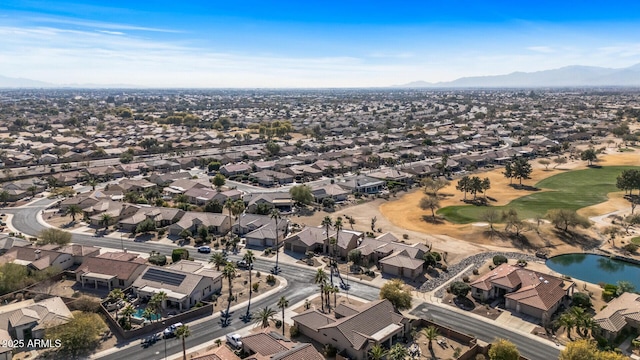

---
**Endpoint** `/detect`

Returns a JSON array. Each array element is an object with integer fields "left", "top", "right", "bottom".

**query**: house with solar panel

[{"left": 131, "top": 263, "right": 222, "bottom": 311}]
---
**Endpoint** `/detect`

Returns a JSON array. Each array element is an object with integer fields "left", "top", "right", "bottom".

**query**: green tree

[
  {"left": 135, "top": 218, "right": 156, "bottom": 234},
  {"left": 559, "top": 339, "right": 598, "bottom": 360},
  {"left": 207, "top": 161, "right": 221, "bottom": 172},
  {"left": 277, "top": 296, "right": 289, "bottom": 336},
  {"left": 379, "top": 279, "right": 412, "bottom": 310},
  {"left": 253, "top": 306, "right": 277, "bottom": 329},
  {"left": 449, "top": 281, "right": 471, "bottom": 298},
  {"left": 421, "top": 177, "right": 450, "bottom": 197},
  {"left": 66, "top": 204, "right": 82, "bottom": 222},
  {"left": 348, "top": 249, "right": 362, "bottom": 270},
  {"left": 616, "top": 280, "right": 635, "bottom": 296},
  {"left": 423, "top": 325, "right": 439, "bottom": 350},
  {"left": 556, "top": 312, "right": 576, "bottom": 339},
  {"left": 581, "top": 148, "right": 598, "bottom": 166},
  {"left": 456, "top": 176, "right": 471, "bottom": 200},
  {"left": 100, "top": 213, "right": 112, "bottom": 232},
  {"left": 0, "top": 190, "right": 9, "bottom": 206},
  {"left": 172, "top": 249, "right": 190, "bottom": 262},
  {"left": 265, "top": 141, "right": 281, "bottom": 157},
  {"left": 212, "top": 173, "right": 226, "bottom": 189},
  {"left": 45, "top": 311, "right": 107, "bottom": 357},
  {"left": 176, "top": 325, "right": 191, "bottom": 360},
  {"left": 488, "top": 338, "right": 520, "bottom": 360},
  {"left": 209, "top": 251, "right": 227, "bottom": 271},
  {"left": 368, "top": 344, "right": 387, "bottom": 360},
  {"left": 511, "top": 157, "right": 532, "bottom": 185},
  {"left": 289, "top": 185, "right": 313, "bottom": 206},
  {"left": 38, "top": 228, "right": 72, "bottom": 245},
  {"left": 121, "top": 304, "right": 135, "bottom": 328},
  {"left": 502, "top": 209, "right": 528, "bottom": 237},
  {"left": 107, "top": 289, "right": 125, "bottom": 320},
  {"left": 387, "top": 343, "right": 409, "bottom": 360}
]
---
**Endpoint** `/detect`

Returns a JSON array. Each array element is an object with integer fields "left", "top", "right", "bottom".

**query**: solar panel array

[{"left": 142, "top": 268, "right": 186, "bottom": 286}]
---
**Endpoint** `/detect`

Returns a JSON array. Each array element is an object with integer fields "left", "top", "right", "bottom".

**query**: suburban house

[
  {"left": 162, "top": 178, "right": 209, "bottom": 197},
  {"left": 219, "top": 163, "right": 252, "bottom": 177},
  {"left": 250, "top": 170, "right": 294, "bottom": 187},
  {"left": 131, "top": 263, "right": 222, "bottom": 311},
  {"left": 593, "top": 292, "right": 640, "bottom": 341},
  {"left": 110, "top": 178, "right": 157, "bottom": 193},
  {"left": 168, "top": 211, "right": 230, "bottom": 236},
  {"left": 0, "top": 235, "right": 31, "bottom": 255},
  {"left": 356, "top": 234, "right": 428, "bottom": 280},
  {"left": 0, "top": 297, "right": 73, "bottom": 342},
  {"left": 283, "top": 226, "right": 361, "bottom": 258},
  {"left": 118, "top": 207, "right": 185, "bottom": 232},
  {"left": 338, "top": 175, "right": 385, "bottom": 194},
  {"left": 87, "top": 201, "right": 139, "bottom": 227},
  {"left": 291, "top": 299, "right": 411, "bottom": 360},
  {"left": 55, "top": 244, "right": 101, "bottom": 265},
  {"left": 184, "top": 187, "right": 218, "bottom": 205},
  {"left": 210, "top": 189, "right": 243, "bottom": 205},
  {"left": 244, "top": 192, "right": 293, "bottom": 213},
  {"left": 310, "top": 183, "right": 350, "bottom": 203},
  {"left": 470, "top": 263, "right": 575, "bottom": 324},
  {"left": 148, "top": 172, "right": 191, "bottom": 187},
  {"left": 76, "top": 256, "right": 147, "bottom": 290},
  {"left": 0, "top": 247, "right": 74, "bottom": 271},
  {"left": 59, "top": 194, "right": 100, "bottom": 212},
  {"left": 240, "top": 331, "right": 323, "bottom": 360},
  {"left": 233, "top": 213, "right": 280, "bottom": 235}
]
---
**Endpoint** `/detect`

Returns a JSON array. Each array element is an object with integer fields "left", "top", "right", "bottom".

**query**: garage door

[{"left": 292, "top": 245, "right": 307, "bottom": 253}]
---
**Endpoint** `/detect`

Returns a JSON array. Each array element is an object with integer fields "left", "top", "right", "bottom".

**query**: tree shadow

[
  {"left": 453, "top": 296, "right": 475, "bottom": 311},
  {"left": 422, "top": 215, "right": 445, "bottom": 224},
  {"left": 462, "top": 198, "right": 489, "bottom": 206},
  {"left": 552, "top": 229, "right": 600, "bottom": 250},
  {"left": 506, "top": 233, "right": 533, "bottom": 250},
  {"left": 508, "top": 184, "right": 540, "bottom": 191},
  {"left": 586, "top": 164, "right": 602, "bottom": 169}
]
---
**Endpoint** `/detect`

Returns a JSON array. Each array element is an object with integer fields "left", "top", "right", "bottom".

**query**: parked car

[
  {"left": 197, "top": 246, "right": 211, "bottom": 253},
  {"left": 142, "top": 333, "right": 159, "bottom": 347},
  {"left": 236, "top": 260, "right": 253, "bottom": 269},
  {"left": 163, "top": 322, "right": 183, "bottom": 338},
  {"left": 226, "top": 333, "right": 242, "bottom": 348}
]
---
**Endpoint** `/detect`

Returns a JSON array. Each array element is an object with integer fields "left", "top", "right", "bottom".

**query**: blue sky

[{"left": 2, "top": 1, "right": 640, "bottom": 87}]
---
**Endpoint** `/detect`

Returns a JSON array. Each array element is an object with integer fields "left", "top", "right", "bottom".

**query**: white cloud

[
  {"left": 97, "top": 30, "right": 125, "bottom": 35},
  {"left": 526, "top": 46, "right": 554, "bottom": 53}
]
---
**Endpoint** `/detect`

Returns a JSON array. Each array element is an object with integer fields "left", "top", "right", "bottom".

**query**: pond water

[{"left": 546, "top": 254, "right": 640, "bottom": 290}]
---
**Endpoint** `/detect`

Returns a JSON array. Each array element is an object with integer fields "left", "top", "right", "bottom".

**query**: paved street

[{"left": 3, "top": 198, "right": 559, "bottom": 360}]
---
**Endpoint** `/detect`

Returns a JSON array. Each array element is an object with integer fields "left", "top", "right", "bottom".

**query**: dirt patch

[
  {"left": 212, "top": 270, "right": 280, "bottom": 313},
  {"left": 413, "top": 324, "right": 472, "bottom": 360},
  {"left": 291, "top": 294, "right": 365, "bottom": 314}
]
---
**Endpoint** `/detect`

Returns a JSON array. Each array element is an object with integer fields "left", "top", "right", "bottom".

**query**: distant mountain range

[
  {"left": 396, "top": 63, "right": 640, "bottom": 88},
  {"left": 0, "top": 75, "right": 141, "bottom": 89}
]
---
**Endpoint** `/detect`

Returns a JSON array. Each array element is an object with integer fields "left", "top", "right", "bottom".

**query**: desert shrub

[
  {"left": 289, "top": 325, "right": 299, "bottom": 337},
  {"left": 462, "top": 275, "right": 470, "bottom": 283},
  {"left": 472, "top": 268, "right": 479, "bottom": 275},
  {"left": 492, "top": 255, "right": 508, "bottom": 265},
  {"left": 149, "top": 254, "right": 167, "bottom": 266},
  {"left": 252, "top": 283, "right": 259, "bottom": 292}
]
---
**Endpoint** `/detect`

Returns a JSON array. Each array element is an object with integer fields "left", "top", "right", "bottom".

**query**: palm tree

[
  {"left": 209, "top": 252, "right": 227, "bottom": 271},
  {"left": 107, "top": 289, "right": 125, "bottom": 320},
  {"left": 423, "top": 325, "right": 439, "bottom": 350},
  {"left": 387, "top": 343, "right": 409, "bottom": 360},
  {"left": 314, "top": 268, "right": 328, "bottom": 312},
  {"left": 152, "top": 291, "right": 168, "bottom": 310},
  {"left": 332, "top": 284, "right": 339, "bottom": 309},
  {"left": 277, "top": 296, "right": 289, "bottom": 336},
  {"left": 332, "top": 216, "right": 343, "bottom": 284},
  {"left": 232, "top": 199, "right": 245, "bottom": 235},
  {"left": 87, "top": 178, "right": 98, "bottom": 191},
  {"left": 368, "top": 344, "right": 387, "bottom": 360},
  {"left": 27, "top": 185, "right": 38, "bottom": 197},
  {"left": 66, "top": 204, "right": 82, "bottom": 222},
  {"left": 175, "top": 325, "right": 191, "bottom": 360},
  {"left": 222, "top": 263, "right": 237, "bottom": 322},
  {"left": 142, "top": 307, "right": 155, "bottom": 323},
  {"left": 121, "top": 304, "right": 135, "bottom": 327},
  {"left": 224, "top": 199, "right": 234, "bottom": 234},
  {"left": 570, "top": 306, "right": 591, "bottom": 337},
  {"left": 100, "top": 213, "right": 112, "bottom": 232},
  {"left": 253, "top": 306, "right": 277, "bottom": 329},
  {"left": 243, "top": 250, "right": 256, "bottom": 319},
  {"left": 556, "top": 312, "right": 576, "bottom": 339},
  {"left": 270, "top": 209, "right": 282, "bottom": 274},
  {"left": 321, "top": 216, "right": 332, "bottom": 255}
]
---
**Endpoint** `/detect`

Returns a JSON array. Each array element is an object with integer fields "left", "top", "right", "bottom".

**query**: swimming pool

[{"left": 133, "top": 308, "right": 161, "bottom": 321}]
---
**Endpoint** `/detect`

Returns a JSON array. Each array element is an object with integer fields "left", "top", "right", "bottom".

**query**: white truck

[{"left": 226, "top": 333, "right": 242, "bottom": 348}]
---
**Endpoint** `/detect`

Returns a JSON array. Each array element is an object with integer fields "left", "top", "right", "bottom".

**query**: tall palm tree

[
  {"left": 152, "top": 291, "right": 168, "bottom": 310},
  {"left": 107, "top": 289, "right": 125, "bottom": 320},
  {"left": 209, "top": 252, "right": 227, "bottom": 271},
  {"left": 232, "top": 199, "right": 245, "bottom": 235},
  {"left": 314, "top": 268, "right": 328, "bottom": 312},
  {"left": 270, "top": 209, "right": 282, "bottom": 274},
  {"left": 87, "top": 178, "right": 98, "bottom": 191},
  {"left": 321, "top": 216, "right": 332, "bottom": 254},
  {"left": 100, "top": 213, "right": 112, "bottom": 232},
  {"left": 368, "top": 344, "right": 387, "bottom": 360},
  {"left": 570, "top": 306, "right": 591, "bottom": 337},
  {"left": 332, "top": 284, "right": 339, "bottom": 309},
  {"left": 66, "top": 204, "right": 82, "bottom": 222},
  {"left": 253, "top": 306, "right": 277, "bottom": 329},
  {"left": 423, "top": 325, "right": 439, "bottom": 350},
  {"left": 121, "top": 304, "right": 135, "bottom": 328},
  {"left": 277, "top": 296, "right": 289, "bottom": 336},
  {"left": 387, "top": 343, "right": 409, "bottom": 360},
  {"left": 243, "top": 250, "right": 256, "bottom": 319},
  {"left": 142, "top": 307, "right": 155, "bottom": 323},
  {"left": 222, "top": 263, "right": 237, "bottom": 322},
  {"left": 332, "top": 216, "right": 343, "bottom": 284},
  {"left": 175, "top": 325, "right": 191, "bottom": 360},
  {"left": 224, "top": 199, "right": 234, "bottom": 234}
]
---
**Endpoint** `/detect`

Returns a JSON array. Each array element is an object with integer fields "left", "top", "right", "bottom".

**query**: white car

[
  {"left": 163, "top": 322, "right": 184, "bottom": 337},
  {"left": 226, "top": 333, "right": 242, "bottom": 348}
]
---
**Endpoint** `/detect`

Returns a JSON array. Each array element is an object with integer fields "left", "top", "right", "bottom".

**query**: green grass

[
  {"left": 632, "top": 237, "right": 640, "bottom": 245},
  {"left": 438, "top": 166, "right": 640, "bottom": 224}
]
